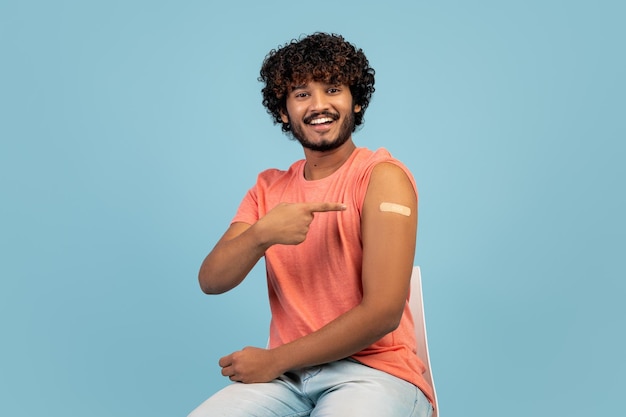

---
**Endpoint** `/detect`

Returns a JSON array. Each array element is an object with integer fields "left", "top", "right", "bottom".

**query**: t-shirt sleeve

[
  {"left": 230, "top": 168, "right": 287, "bottom": 226},
  {"left": 231, "top": 185, "right": 259, "bottom": 225}
]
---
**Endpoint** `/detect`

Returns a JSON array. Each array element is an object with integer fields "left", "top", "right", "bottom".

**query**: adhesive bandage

[{"left": 379, "top": 202, "right": 411, "bottom": 216}]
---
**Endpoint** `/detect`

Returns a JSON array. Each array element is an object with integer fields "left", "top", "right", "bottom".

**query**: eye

[
  {"left": 293, "top": 91, "right": 309, "bottom": 99},
  {"left": 327, "top": 87, "right": 341, "bottom": 94}
]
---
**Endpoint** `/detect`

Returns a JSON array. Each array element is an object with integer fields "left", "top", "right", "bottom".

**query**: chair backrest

[{"left": 409, "top": 266, "right": 439, "bottom": 417}]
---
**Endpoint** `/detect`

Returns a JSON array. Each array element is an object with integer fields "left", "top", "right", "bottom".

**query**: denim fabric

[{"left": 187, "top": 358, "right": 433, "bottom": 417}]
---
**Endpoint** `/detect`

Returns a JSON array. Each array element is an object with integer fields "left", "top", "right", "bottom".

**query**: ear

[
  {"left": 354, "top": 104, "right": 362, "bottom": 113},
  {"left": 280, "top": 109, "right": 289, "bottom": 124}
]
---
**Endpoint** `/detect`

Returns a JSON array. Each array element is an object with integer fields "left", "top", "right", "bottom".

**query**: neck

[{"left": 302, "top": 138, "right": 357, "bottom": 181}]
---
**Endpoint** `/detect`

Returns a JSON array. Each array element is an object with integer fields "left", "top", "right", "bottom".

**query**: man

[{"left": 188, "top": 32, "right": 434, "bottom": 417}]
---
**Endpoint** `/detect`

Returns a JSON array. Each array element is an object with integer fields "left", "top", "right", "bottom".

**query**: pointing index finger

[{"left": 306, "top": 202, "right": 347, "bottom": 213}]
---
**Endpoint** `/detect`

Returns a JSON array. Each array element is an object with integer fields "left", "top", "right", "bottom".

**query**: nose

[{"left": 310, "top": 90, "right": 330, "bottom": 112}]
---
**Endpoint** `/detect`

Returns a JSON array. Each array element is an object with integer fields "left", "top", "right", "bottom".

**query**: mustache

[{"left": 303, "top": 111, "right": 340, "bottom": 124}]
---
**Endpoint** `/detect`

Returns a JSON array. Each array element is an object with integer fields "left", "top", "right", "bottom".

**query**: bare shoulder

[{"left": 366, "top": 162, "right": 417, "bottom": 206}]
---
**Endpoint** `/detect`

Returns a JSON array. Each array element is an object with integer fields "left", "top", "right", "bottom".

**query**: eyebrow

[
  {"left": 290, "top": 84, "right": 307, "bottom": 91},
  {"left": 290, "top": 82, "right": 341, "bottom": 91}
]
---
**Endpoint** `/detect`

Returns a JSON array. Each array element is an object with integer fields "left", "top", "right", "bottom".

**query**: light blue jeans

[{"left": 187, "top": 358, "right": 433, "bottom": 417}]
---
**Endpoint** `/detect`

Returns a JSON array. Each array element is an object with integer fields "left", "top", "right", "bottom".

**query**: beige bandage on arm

[{"left": 379, "top": 202, "right": 411, "bottom": 216}]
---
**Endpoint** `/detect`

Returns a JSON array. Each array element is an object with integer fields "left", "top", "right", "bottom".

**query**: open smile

[
  {"left": 304, "top": 112, "right": 339, "bottom": 127},
  {"left": 308, "top": 117, "right": 334, "bottom": 125}
]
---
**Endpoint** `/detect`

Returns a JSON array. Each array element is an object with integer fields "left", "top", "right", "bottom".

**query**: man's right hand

[{"left": 255, "top": 202, "right": 346, "bottom": 246}]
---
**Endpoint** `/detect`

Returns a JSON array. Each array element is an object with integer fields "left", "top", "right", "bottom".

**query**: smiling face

[{"left": 280, "top": 81, "right": 362, "bottom": 152}]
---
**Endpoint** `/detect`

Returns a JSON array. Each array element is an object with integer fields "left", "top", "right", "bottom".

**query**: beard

[{"left": 288, "top": 110, "right": 356, "bottom": 152}]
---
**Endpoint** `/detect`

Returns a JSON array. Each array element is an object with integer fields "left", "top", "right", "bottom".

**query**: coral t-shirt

[{"left": 232, "top": 147, "right": 434, "bottom": 405}]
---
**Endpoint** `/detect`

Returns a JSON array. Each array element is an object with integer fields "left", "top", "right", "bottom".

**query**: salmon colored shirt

[{"left": 232, "top": 147, "right": 434, "bottom": 405}]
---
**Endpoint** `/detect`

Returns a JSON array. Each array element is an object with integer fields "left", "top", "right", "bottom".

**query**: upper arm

[
  {"left": 360, "top": 162, "right": 418, "bottom": 319},
  {"left": 198, "top": 221, "right": 254, "bottom": 293}
]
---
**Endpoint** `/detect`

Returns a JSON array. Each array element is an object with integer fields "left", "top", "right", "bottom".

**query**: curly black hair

[{"left": 259, "top": 33, "right": 376, "bottom": 133}]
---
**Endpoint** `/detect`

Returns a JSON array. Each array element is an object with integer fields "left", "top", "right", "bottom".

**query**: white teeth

[{"left": 309, "top": 117, "right": 333, "bottom": 125}]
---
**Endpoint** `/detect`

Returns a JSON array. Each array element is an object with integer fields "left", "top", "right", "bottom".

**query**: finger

[
  {"left": 306, "top": 202, "right": 347, "bottom": 213},
  {"left": 218, "top": 354, "right": 232, "bottom": 368}
]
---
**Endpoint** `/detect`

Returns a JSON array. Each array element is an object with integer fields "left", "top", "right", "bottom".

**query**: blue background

[{"left": 1, "top": 1, "right": 624, "bottom": 416}]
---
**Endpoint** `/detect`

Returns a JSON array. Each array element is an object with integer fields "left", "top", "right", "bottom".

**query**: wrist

[
  {"left": 268, "top": 345, "right": 293, "bottom": 375},
  {"left": 250, "top": 220, "right": 275, "bottom": 251}
]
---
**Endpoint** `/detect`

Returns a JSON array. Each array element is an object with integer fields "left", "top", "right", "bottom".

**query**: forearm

[
  {"left": 198, "top": 223, "right": 268, "bottom": 294},
  {"left": 270, "top": 301, "right": 401, "bottom": 373}
]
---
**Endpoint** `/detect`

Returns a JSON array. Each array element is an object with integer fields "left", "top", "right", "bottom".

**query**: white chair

[{"left": 409, "top": 266, "right": 440, "bottom": 417}]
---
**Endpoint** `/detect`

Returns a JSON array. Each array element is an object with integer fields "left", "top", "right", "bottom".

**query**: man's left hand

[{"left": 219, "top": 346, "right": 282, "bottom": 383}]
